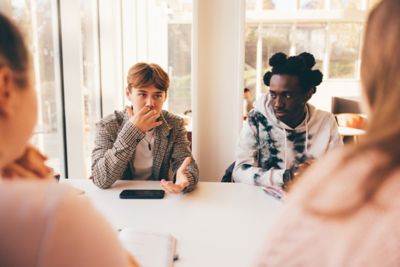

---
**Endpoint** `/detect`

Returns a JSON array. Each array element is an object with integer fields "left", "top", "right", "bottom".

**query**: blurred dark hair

[
  {"left": 0, "top": 13, "right": 29, "bottom": 88},
  {"left": 263, "top": 52, "right": 323, "bottom": 94}
]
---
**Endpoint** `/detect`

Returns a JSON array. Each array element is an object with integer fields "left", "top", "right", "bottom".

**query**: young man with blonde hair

[{"left": 91, "top": 63, "right": 198, "bottom": 193}]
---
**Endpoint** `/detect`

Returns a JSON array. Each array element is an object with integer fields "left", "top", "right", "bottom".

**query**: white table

[
  {"left": 61, "top": 179, "right": 282, "bottom": 267},
  {"left": 338, "top": 126, "right": 366, "bottom": 136}
]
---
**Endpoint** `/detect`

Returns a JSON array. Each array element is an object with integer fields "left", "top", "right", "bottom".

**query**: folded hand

[{"left": 1, "top": 145, "right": 54, "bottom": 180}]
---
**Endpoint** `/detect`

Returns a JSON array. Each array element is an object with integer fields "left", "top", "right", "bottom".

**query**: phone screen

[{"left": 119, "top": 189, "right": 165, "bottom": 199}]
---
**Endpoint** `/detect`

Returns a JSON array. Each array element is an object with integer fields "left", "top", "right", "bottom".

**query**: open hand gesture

[{"left": 161, "top": 157, "right": 192, "bottom": 194}]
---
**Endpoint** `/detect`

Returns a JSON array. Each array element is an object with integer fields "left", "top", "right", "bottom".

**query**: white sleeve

[
  {"left": 39, "top": 189, "right": 132, "bottom": 267},
  {"left": 233, "top": 120, "right": 285, "bottom": 187},
  {"left": 328, "top": 115, "right": 344, "bottom": 149}
]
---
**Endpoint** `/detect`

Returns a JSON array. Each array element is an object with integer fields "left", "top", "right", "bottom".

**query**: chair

[
  {"left": 331, "top": 97, "right": 366, "bottom": 144},
  {"left": 331, "top": 96, "right": 361, "bottom": 114},
  {"left": 221, "top": 162, "right": 235, "bottom": 183}
]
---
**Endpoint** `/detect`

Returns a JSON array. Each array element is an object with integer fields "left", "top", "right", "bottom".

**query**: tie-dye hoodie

[{"left": 232, "top": 93, "right": 342, "bottom": 187}]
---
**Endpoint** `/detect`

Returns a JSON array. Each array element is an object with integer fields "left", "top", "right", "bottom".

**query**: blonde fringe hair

[{"left": 127, "top": 62, "right": 169, "bottom": 92}]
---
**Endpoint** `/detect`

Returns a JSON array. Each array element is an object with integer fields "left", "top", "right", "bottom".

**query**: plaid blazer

[{"left": 91, "top": 109, "right": 199, "bottom": 193}]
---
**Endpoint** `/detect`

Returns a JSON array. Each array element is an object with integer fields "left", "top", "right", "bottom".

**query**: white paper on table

[{"left": 119, "top": 228, "right": 177, "bottom": 267}]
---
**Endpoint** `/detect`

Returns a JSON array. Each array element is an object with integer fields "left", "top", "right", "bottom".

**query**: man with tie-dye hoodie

[{"left": 233, "top": 52, "right": 342, "bottom": 189}]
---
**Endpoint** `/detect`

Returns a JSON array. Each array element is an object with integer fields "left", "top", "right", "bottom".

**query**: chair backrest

[
  {"left": 221, "top": 162, "right": 235, "bottom": 183},
  {"left": 331, "top": 96, "right": 361, "bottom": 114},
  {"left": 331, "top": 96, "right": 367, "bottom": 129}
]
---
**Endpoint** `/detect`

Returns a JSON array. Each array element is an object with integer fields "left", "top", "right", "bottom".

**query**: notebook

[{"left": 118, "top": 228, "right": 177, "bottom": 267}]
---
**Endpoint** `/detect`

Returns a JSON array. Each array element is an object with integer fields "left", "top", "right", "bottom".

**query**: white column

[
  {"left": 59, "top": 0, "right": 87, "bottom": 178},
  {"left": 193, "top": 0, "right": 245, "bottom": 182}
]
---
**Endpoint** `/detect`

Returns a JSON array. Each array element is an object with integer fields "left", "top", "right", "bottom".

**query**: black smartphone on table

[{"left": 119, "top": 189, "right": 165, "bottom": 199}]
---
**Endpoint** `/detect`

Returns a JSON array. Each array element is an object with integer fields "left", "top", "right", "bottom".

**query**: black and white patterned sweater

[{"left": 233, "top": 93, "right": 342, "bottom": 188}]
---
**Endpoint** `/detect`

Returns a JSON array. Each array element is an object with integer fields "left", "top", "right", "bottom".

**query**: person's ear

[
  {"left": 0, "top": 67, "right": 14, "bottom": 117},
  {"left": 125, "top": 87, "right": 132, "bottom": 98}
]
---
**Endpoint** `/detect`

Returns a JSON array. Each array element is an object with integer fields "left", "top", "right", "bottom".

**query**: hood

[{"left": 253, "top": 92, "right": 317, "bottom": 131}]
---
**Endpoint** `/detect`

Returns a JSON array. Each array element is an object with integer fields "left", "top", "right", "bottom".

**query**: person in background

[
  {"left": 91, "top": 62, "right": 198, "bottom": 193},
  {"left": 257, "top": 1, "right": 400, "bottom": 266},
  {"left": 0, "top": 13, "right": 138, "bottom": 267},
  {"left": 243, "top": 87, "right": 254, "bottom": 119},
  {"left": 233, "top": 52, "right": 342, "bottom": 189}
]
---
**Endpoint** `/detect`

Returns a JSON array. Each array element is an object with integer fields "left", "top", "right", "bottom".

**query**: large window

[
  {"left": 122, "top": 0, "right": 192, "bottom": 116},
  {"left": 2, "top": 0, "right": 64, "bottom": 174},
  {"left": 80, "top": 0, "right": 102, "bottom": 175},
  {"left": 2, "top": 0, "right": 104, "bottom": 178},
  {"left": 245, "top": 0, "right": 377, "bottom": 102}
]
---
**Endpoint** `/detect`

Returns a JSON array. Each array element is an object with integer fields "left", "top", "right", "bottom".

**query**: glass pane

[
  {"left": 166, "top": 0, "right": 192, "bottom": 20},
  {"left": 261, "top": 24, "right": 292, "bottom": 71},
  {"left": 168, "top": 23, "right": 191, "bottom": 115},
  {"left": 6, "top": 0, "right": 64, "bottom": 175},
  {"left": 80, "top": 0, "right": 102, "bottom": 176},
  {"left": 246, "top": 0, "right": 257, "bottom": 11},
  {"left": 244, "top": 24, "right": 258, "bottom": 92},
  {"left": 331, "top": 0, "right": 361, "bottom": 10},
  {"left": 329, "top": 23, "right": 362, "bottom": 79},
  {"left": 122, "top": 0, "right": 192, "bottom": 119},
  {"left": 263, "top": 0, "right": 296, "bottom": 10},
  {"left": 167, "top": 0, "right": 192, "bottom": 116},
  {"left": 300, "top": 0, "right": 324, "bottom": 9},
  {"left": 295, "top": 23, "right": 326, "bottom": 73}
]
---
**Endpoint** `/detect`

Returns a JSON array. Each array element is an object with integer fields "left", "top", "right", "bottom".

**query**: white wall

[
  {"left": 309, "top": 80, "right": 361, "bottom": 112},
  {"left": 193, "top": 0, "right": 245, "bottom": 182}
]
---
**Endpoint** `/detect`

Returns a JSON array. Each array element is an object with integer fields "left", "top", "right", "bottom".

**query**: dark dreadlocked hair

[{"left": 263, "top": 52, "right": 323, "bottom": 94}]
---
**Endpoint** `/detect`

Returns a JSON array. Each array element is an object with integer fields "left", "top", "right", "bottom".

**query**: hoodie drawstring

[
  {"left": 305, "top": 106, "right": 309, "bottom": 154},
  {"left": 283, "top": 128, "right": 287, "bottom": 169},
  {"left": 283, "top": 106, "right": 309, "bottom": 169}
]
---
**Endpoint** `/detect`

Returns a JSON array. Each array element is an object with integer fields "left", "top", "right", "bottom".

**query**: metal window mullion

[
  {"left": 325, "top": 0, "right": 331, "bottom": 10},
  {"left": 323, "top": 23, "right": 331, "bottom": 79},
  {"left": 361, "top": 0, "right": 368, "bottom": 10},
  {"left": 255, "top": 23, "right": 263, "bottom": 98},
  {"left": 54, "top": 0, "right": 68, "bottom": 178},
  {"left": 90, "top": 0, "right": 102, "bottom": 122},
  {"left": 355, "top": 23, "right": 364, "bottom": 80},
  {"left": 290, "top": 23, "right": 297, "bottom": 56},
  {"left": 59, "top": 0, "right": 87, "bottom": 179}
]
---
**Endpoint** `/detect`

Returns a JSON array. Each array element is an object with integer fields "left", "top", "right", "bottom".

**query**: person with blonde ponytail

[{"left": 256, "top": 1, "right": 400, "bottom": 266}]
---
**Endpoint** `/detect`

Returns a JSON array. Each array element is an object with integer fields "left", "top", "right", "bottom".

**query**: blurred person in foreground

[
  {"left": 256, "top": 1, "right": 400, "bottom": 266},
  {"left": 0, "top": 12, "right": 138, "bottom": 267}
]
